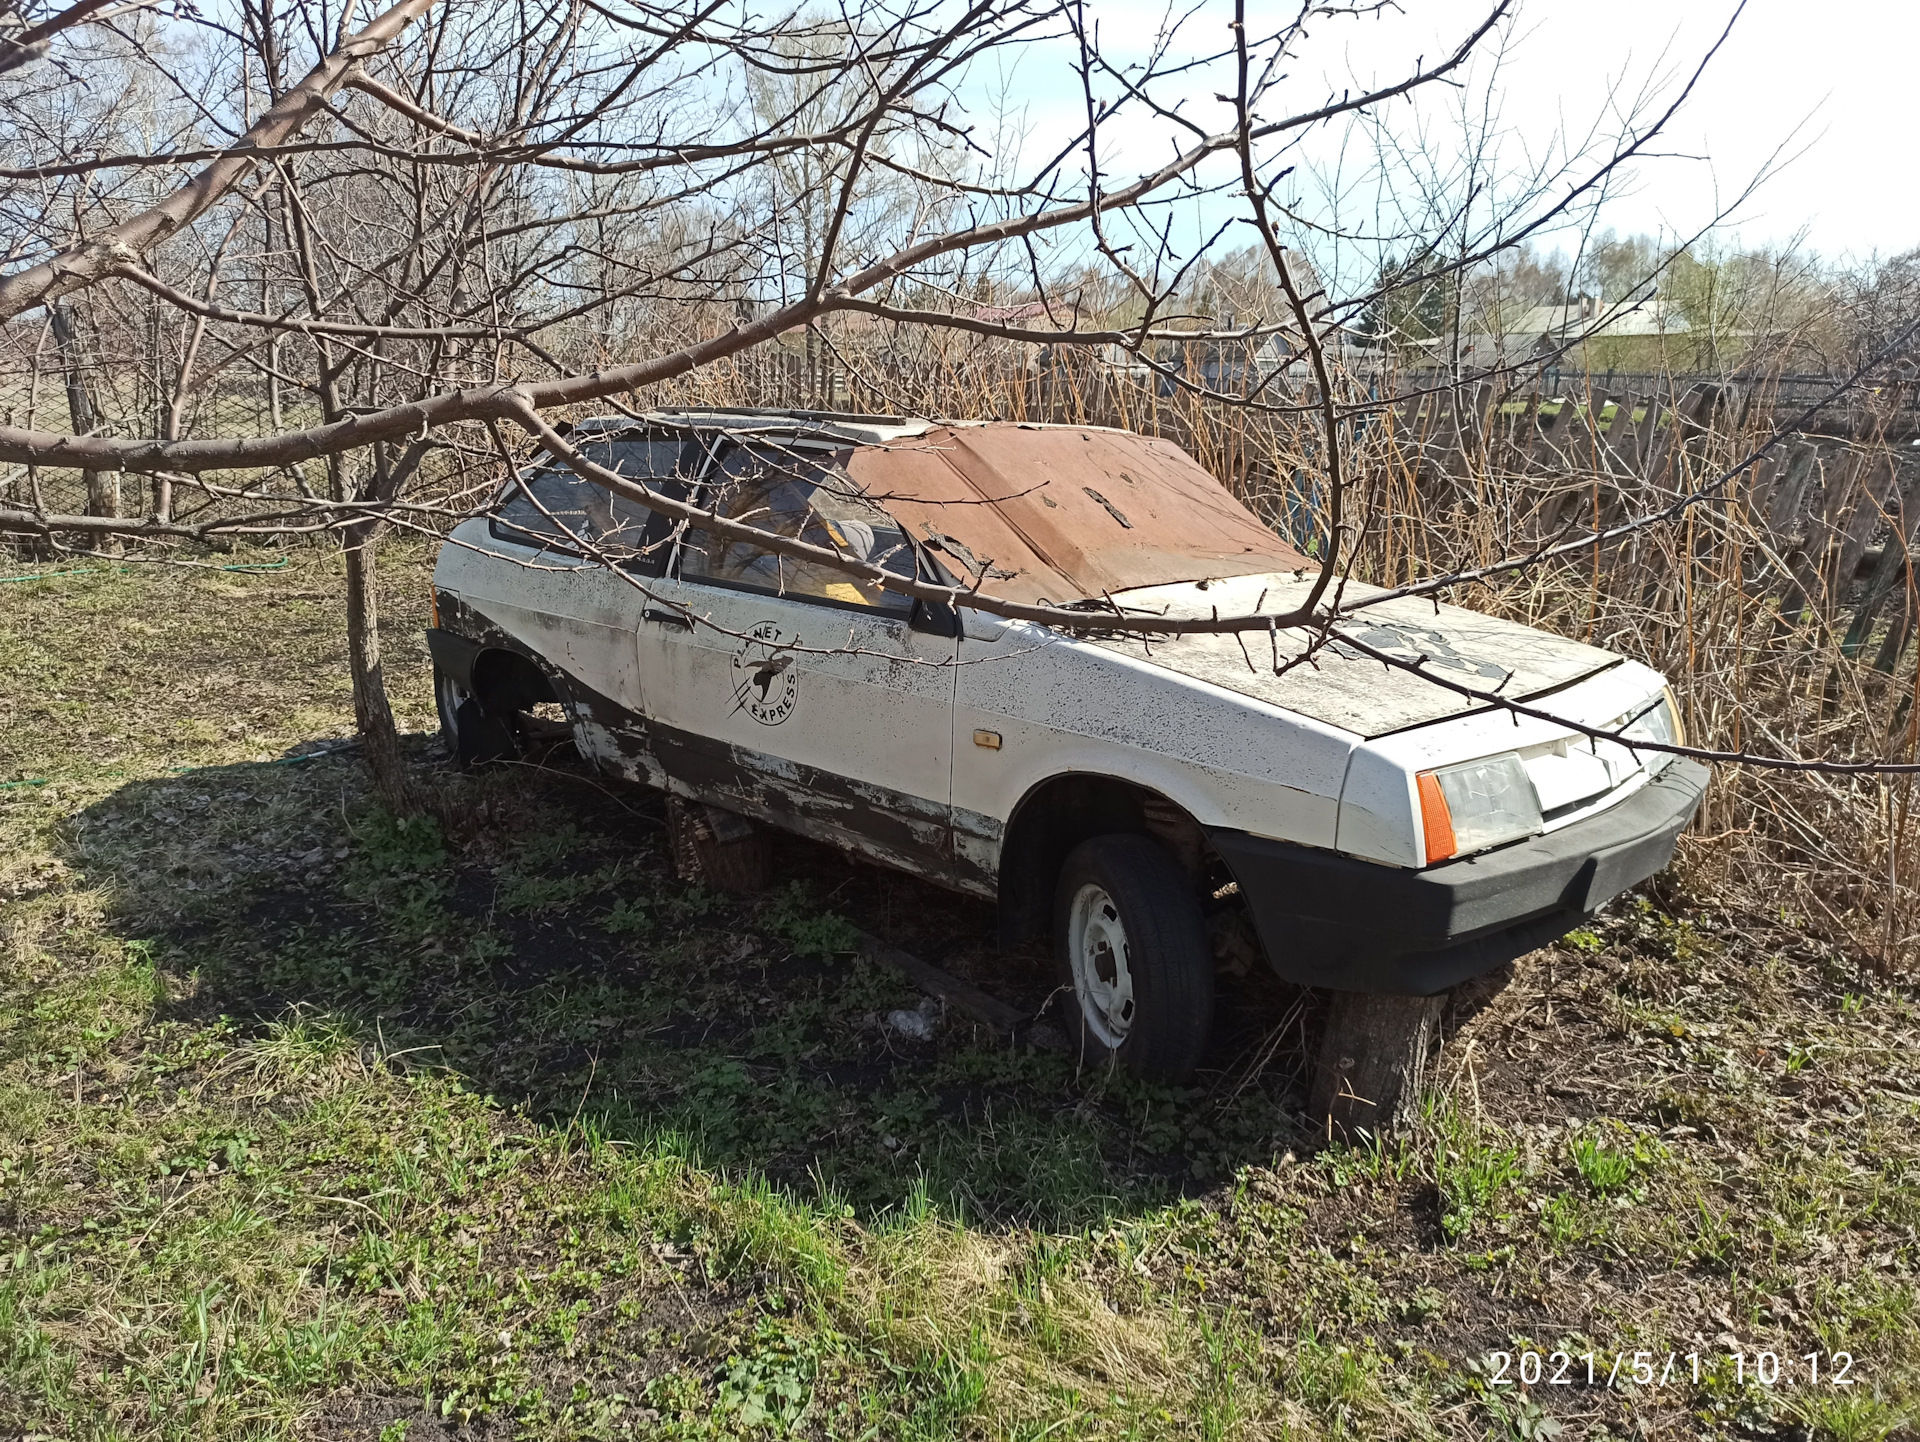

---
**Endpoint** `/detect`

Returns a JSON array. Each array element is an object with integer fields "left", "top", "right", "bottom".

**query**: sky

[
  {"left": 986, "top": 0, "right": 1919, "bottom": 271},
  {"left": 1392, "top": 0, "right": 1920, "bottom": 260}
]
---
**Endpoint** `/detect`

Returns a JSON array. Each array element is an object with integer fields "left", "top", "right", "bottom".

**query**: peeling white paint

[{"left": 435, "top": 508, "right": 1678, "bottom": 886}]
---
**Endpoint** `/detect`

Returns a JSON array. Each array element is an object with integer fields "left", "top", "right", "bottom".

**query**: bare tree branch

[{"left": 0, "top": 0, "right": 441, "bottom": 319}]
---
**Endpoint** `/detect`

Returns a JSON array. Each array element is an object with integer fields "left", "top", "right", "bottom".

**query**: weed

[
  {"left": 891, "top": 1335, "right": 991, "bottom": 1442},
  {"left": 603, "top": 897, "right": 654, "bottom": 936},
  {"left": 1398, "top": 1286, "right": 1446, "bottom": 1326},
  {"left": 1283, "top": 1328, "right": 1379, "bottom": 1414},
  {"left": 1794, "top": 1392, "right": 1909, "bottom": 1442},
  {"left": 467, "top": 930, "right": 512, "bottom": 964},
  {"left": 1435, "top": 1134, "right": 1524, "bottom": 1243},
  {"left": 351, "top": 809, "right": 446, "bottom": 876},
  {"left": 1322, "top": 1127, "right": 1417, "bottom": 1188},
  {"left": 658, "top": 882, "right": 721, "bottom": 922},
  {"left": 384, "top": 879, "right": 452, "bottom": 940},
  {"left": 514, "top": 823, "right": 584, "bottom": 866},
  {"left": 1484, "top": 1391, "right": 1566, "bottom": 1440},
  {"left": 1193, "top": 1309, "right": 1256, "bottom": 1441},
  {"left": 498, "top": 870, "right": 596, "bottom": 913},
  {"left": 1689, "top": 1349, "right": 1776, "bottom": 1433},
  {"left": 716, "top": 1323, "right": 817, "bottom": 1431},
  {"left": 1690, "top": 1196, "right": 1740, "bottom": 1272},
  {"left": 762, "top": 882, "right": 860, "bottom": 958},
  {"left": 1570, "top": 1136, "right": 1633, "bottom": 1195},
  {"left": 781, "top": 911, "right": 861, "bottom": 958},
  {"left": 1538, "top": 1192, "right": 1583, "bottom": 1247}
]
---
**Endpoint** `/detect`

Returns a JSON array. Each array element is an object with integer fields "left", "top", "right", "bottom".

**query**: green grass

[{"left": 2, "top": 540, "right": 1918, "bottom": 1437}]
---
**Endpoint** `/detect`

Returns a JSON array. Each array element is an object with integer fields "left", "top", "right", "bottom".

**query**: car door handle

[{"left": 644, "top": 608, "right": 693, "bottom": 630}]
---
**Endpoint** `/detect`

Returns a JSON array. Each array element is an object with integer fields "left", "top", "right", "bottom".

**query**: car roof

[
  {"left": 570, "top": 408, "right": 941, "bottom": 446},
  {"left": 569, "top": 407, "right": 1157, "bottom": 449},
  {"left": 566, "top": 410, "right": 1309, "bottom": 603}
]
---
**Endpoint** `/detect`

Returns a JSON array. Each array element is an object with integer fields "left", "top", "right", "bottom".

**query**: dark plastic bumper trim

[
  {"left": 424, "top": 626, "right": 483, "bottom": 690},
  {"left": 1208, "top": 759, "right": 1708, "bottom": 994}
]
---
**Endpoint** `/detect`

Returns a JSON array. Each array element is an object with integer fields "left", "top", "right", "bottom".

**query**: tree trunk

[
  {"left": 1309, "top": 989, "right": 1445, "bottom": 1142},
  {"left": 342, "top": 522, "right": 426, "bottom": 817},
  {"left": 282, "top": 164, "right": 432, "bottom": 821},
  {"left": 50, "top": 301, "right": 119, "bottom": 534}
]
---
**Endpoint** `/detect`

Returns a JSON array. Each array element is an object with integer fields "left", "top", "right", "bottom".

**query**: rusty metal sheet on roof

[{"left": 846, "top": 425, "right": 1306, "bottom": 605}]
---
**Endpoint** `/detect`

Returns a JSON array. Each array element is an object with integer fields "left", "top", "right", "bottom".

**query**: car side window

[
  {"left": 492, "top": 464, "right": 596, "bottom": 553},
  {"left": 586, "top": 436, "right": 702, "bottom": 577},
  {"left": 677, "top": 444, "right": 915, "bottom": 615},
  {"left": 490, "top": 433, "right": 701, "bottom": 574}
]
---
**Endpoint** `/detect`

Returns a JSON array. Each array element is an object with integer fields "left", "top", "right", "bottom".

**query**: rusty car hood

[{"left": 1085, "top": 571, "right": 1622, "bottom": 739}]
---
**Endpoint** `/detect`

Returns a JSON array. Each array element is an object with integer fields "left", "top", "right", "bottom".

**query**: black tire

[
  {"left": 434, "top": 662, "right": 518, "bottom": 768},
  {"left": 1052, "top": 833, "right": 1213, "bottom": 1083}
]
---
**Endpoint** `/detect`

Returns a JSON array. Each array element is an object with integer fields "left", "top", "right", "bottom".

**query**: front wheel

[{"left": 1053, "top": 833, "right": 1213, "bottom": 1083}]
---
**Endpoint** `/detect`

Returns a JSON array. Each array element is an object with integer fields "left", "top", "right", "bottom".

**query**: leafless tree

[{"left": 10, "top": 0, "right": 1908, "bottom": 821}]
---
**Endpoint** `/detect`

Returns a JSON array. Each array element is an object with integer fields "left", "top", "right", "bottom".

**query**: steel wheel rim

[{"left": 1068, "top": 882, "right": 1134, "bottom": 1047}]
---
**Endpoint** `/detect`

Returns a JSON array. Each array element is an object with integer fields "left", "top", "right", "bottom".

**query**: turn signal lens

[
  {"left": 1417, "top": 770, "right": 1456, "bottom": 864},
  {"left": 430, "top": 587, "right": 441, "bottom": 629}
]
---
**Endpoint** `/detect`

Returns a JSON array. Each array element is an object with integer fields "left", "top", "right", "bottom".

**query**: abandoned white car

[{"left": 427, "top": 410, "right": 1707, "bottom": 1083}]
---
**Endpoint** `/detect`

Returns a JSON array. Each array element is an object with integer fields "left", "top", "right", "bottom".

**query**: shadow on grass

[{"left": 67, "top": 741, "right": 1317, "bottom": 1232}]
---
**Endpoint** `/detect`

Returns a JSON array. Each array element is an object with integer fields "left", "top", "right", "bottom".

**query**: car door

[
  {"left": 469, "top": 430, "right": 701, "bottom": 780},
  {"left": 633, "top": 438, "right": 960, "bottom": 881}
]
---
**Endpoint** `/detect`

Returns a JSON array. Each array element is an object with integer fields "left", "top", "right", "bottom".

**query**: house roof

[{"left": 1507, "top": 299, "right": 1692, "bottom": 339}]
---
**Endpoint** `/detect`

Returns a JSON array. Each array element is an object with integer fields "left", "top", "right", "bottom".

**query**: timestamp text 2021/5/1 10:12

[{"left": 1487, "top": 1350, "right": 1858, "bottom": 1390}]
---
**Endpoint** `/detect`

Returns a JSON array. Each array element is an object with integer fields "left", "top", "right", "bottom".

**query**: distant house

[
  {"left": 1152, "top": 329, "right": 1292, "bottom": 395},
  {"left": 1442, "top": 292, "right": 1696, "bottom": 373},
  {"left": 1146, "top": 321, "right": 1383, "bottom": 395}
]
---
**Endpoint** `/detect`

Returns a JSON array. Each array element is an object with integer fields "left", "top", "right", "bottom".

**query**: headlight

[
  {"left": 1417, "top": 753, "right": 1543, "bottom": 863},
  {"left": 1617, "top": 690, "right": 1682, "bottom": 769}
]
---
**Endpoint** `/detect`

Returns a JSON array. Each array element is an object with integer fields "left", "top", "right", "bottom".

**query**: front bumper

[{"left": 1208, "top": 758, "right": 1708, "bottom": 994}]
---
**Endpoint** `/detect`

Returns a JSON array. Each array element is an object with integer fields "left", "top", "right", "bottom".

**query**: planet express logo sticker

[{"left": 731, "top": 621, "right": 799, "bottom": 725}]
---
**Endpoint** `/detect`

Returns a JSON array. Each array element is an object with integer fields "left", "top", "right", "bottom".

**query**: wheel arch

[
  {"left": 995, "top": 773, "right": 1214, "bottom": 946},
  {"left": 468, "top": 645, "right": 558, "bottom": 715},
  {"left": 427, "top": 602, "right": 560, "bottom": 719}
]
